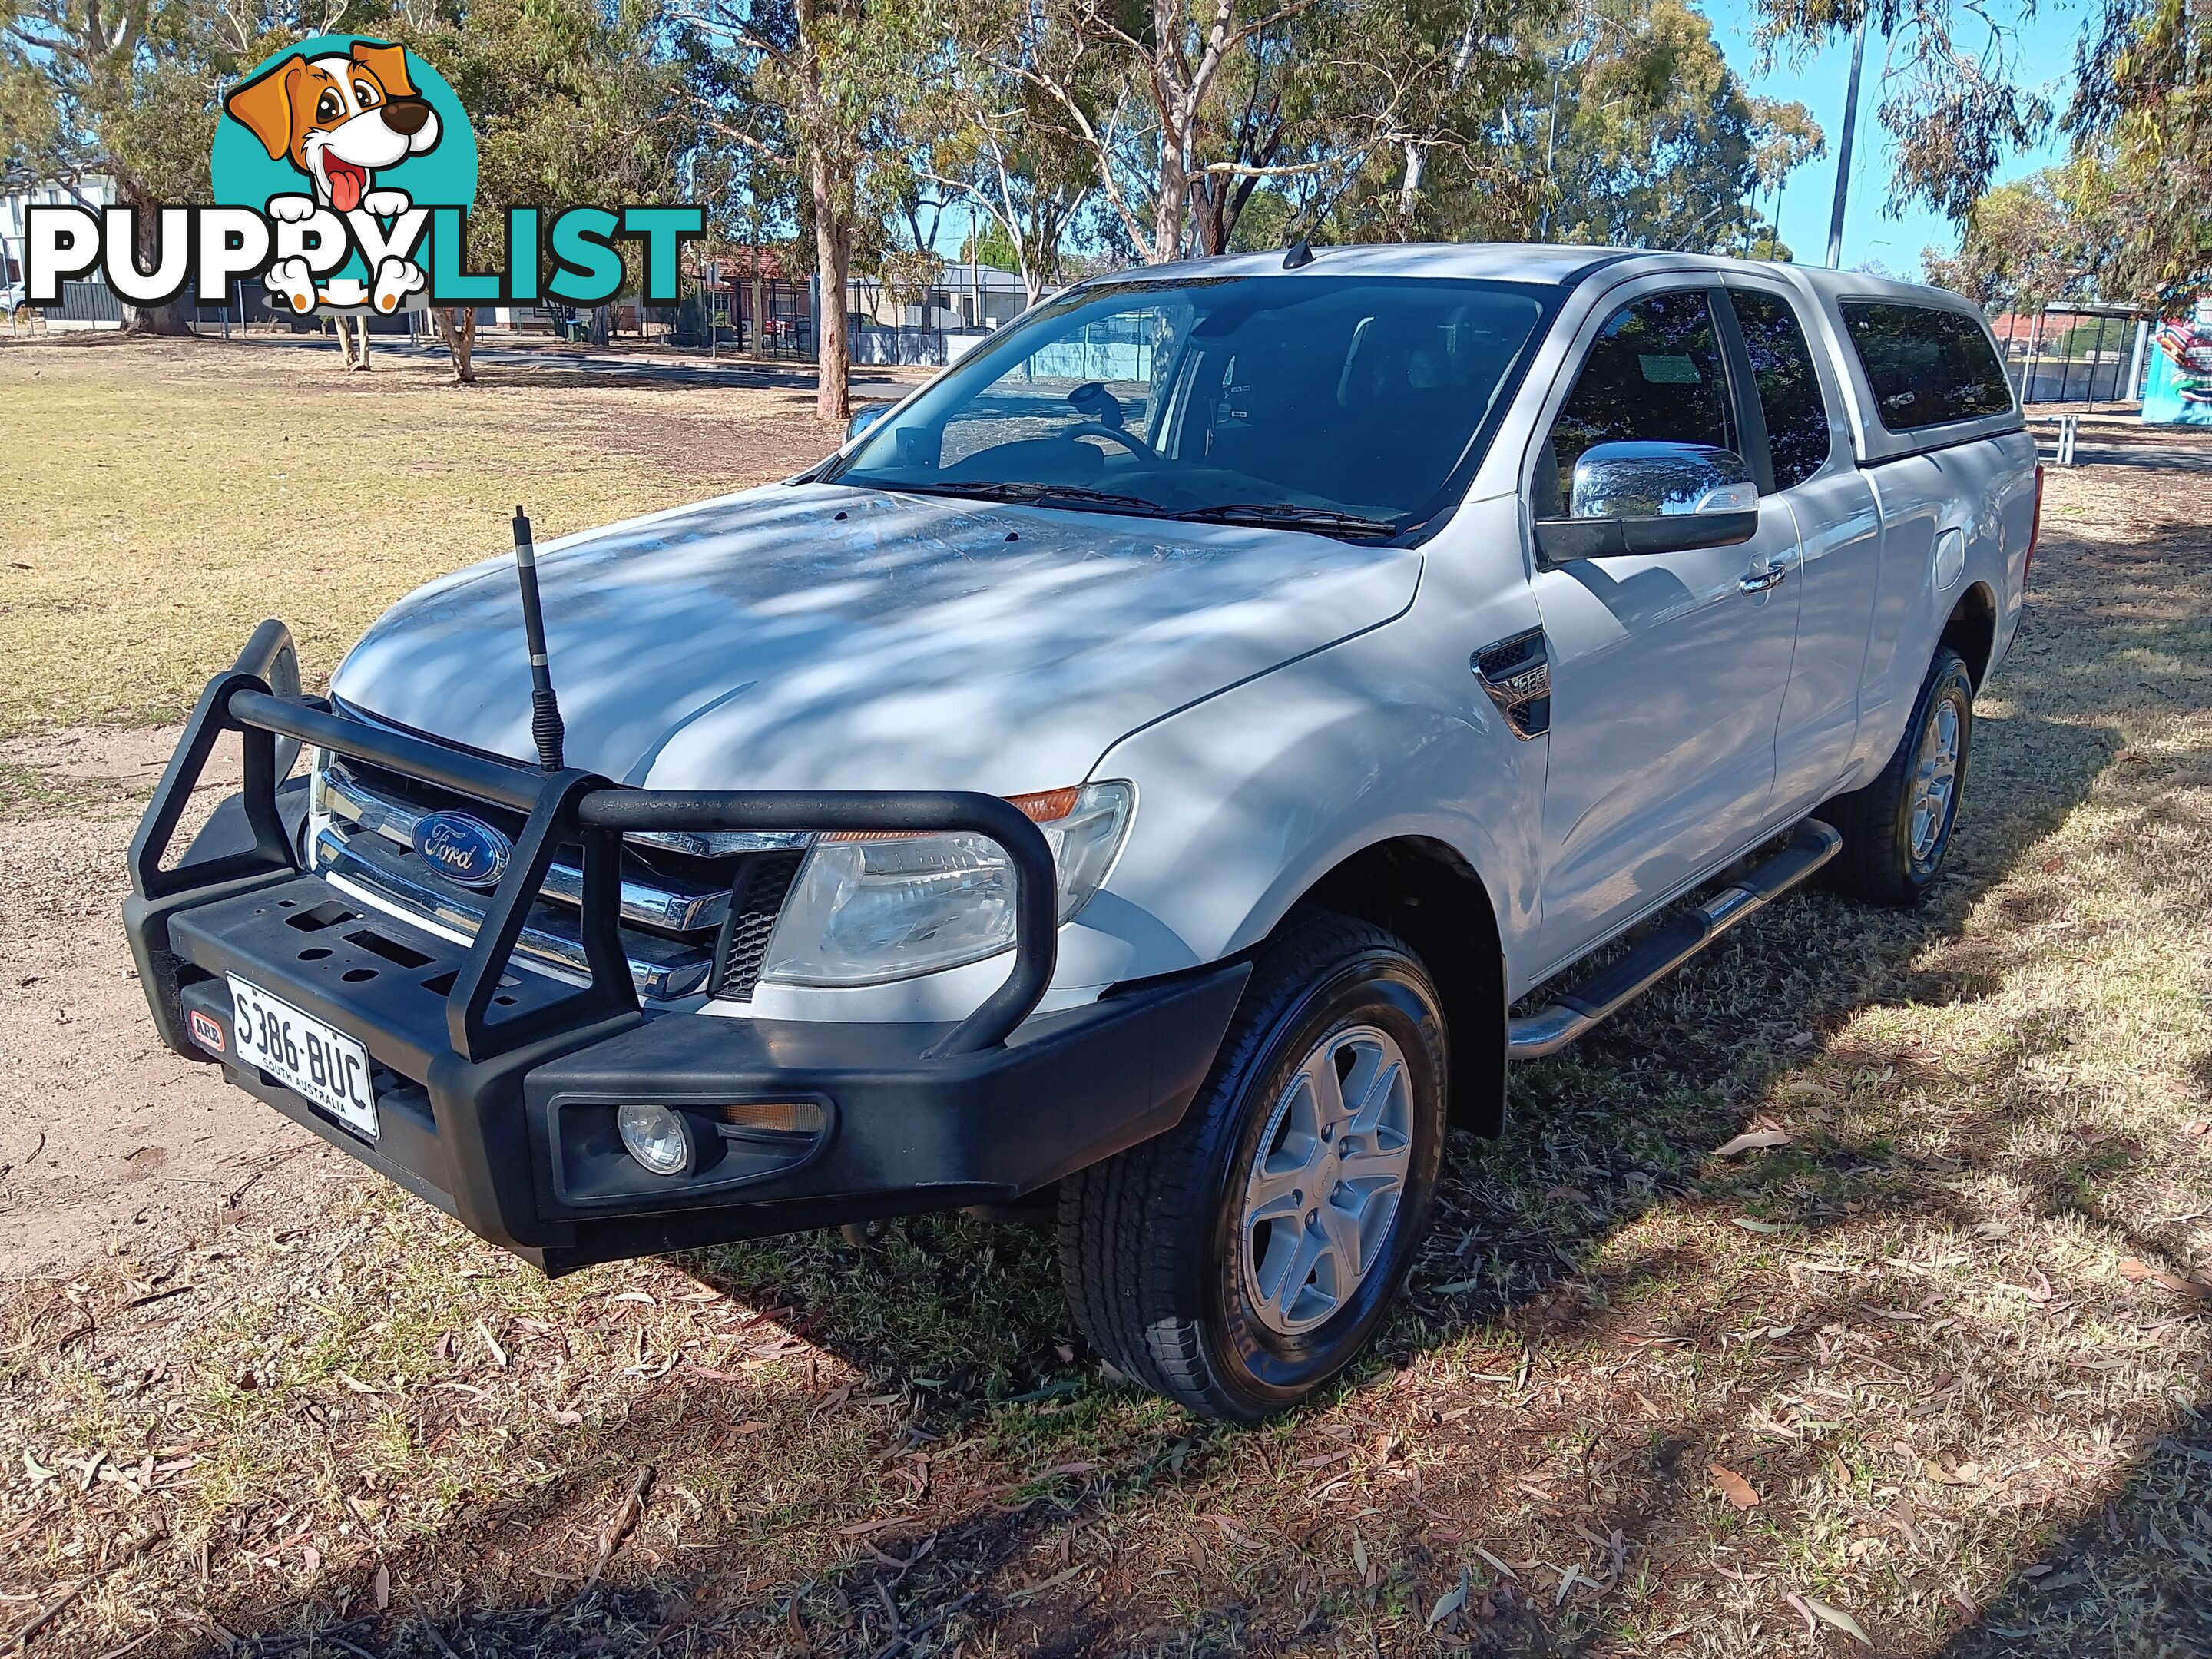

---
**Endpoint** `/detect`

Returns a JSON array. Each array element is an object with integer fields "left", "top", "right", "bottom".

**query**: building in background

[{"left": 2, "top": 177, "right": 118, "bottom": 319}]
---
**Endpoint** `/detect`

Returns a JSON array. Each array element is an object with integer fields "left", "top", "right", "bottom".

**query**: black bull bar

[
  {"left": 128, "top": 621, "right": 1059, "bottom": 1065},
  {"left": 120, "top": 623, "right": 1250, "bottom": 1272}
]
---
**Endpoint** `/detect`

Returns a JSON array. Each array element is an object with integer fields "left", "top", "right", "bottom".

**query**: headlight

[{"left": 760, "top": 780, "right": 1134, "bottom": 987}]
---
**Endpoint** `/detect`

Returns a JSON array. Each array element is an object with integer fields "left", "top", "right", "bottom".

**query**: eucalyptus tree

[
  {"left": 1757, "top": 0, "right": 2210, "bottom": 301},
  {"left": 1524, "top": 0, "right": 1795, "bottom": 250},
  {"left": 679, "top": 0, "right": 923, "bottom": 417},
  {"left": 983, "top": 0, "right": 1356, "bottom": 263},
  {"left": 909, "top": 0, "right": 1104, "bottom": 303},
  {"left": 1288, "top": 0, "right": 1816, "bottom": 253},
  {"left": 397, "top": 0, "right": 696, "bottom": 381}
]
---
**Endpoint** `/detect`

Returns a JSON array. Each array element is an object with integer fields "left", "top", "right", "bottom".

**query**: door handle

[{"left": 1739, "top": 562, "right": 1788, "bottom": 594}]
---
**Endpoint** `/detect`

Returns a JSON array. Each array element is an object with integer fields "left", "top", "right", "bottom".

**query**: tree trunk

[
  {"left": 115, "top": 185, "right": 194, "bottom": 335},
  {"left": 438, "top": 306, "right": 477, "bottom": 382},
  {"left": 811, "top": 148, "right": 851, "bottom": 425},
  {"left": 1399, "top": 143, "right": 1429, "bottom": 221},
  {"left": 334, "top": 315, "right": 371, "bottom": 370},
  {"left": 1153, "top": 132, "right": 1188, "bottom": 263},
  {"left": 122, "top": 296, "right": 194, "bottom": 335}
]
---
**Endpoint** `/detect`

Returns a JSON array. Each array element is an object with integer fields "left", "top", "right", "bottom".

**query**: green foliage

[
  {"left": 961, "top": 219, "right": 1020, "bottom": 273},
  {"left": 386, "top": 0, "right": 697, "bottom": 278},
  {"left": 2, "top": 0, "right": 263, "bottom": 207},
  {"left": 1760, "top": 0, "right": 2210, "bottom": 303},
  {"left": 2, "top": 0, "right": 694, "bottom": 305},
  {"left": 1319, "top": 0, "right": 1819, "bottom": 253},
  {"left": 1, "top": 0, "right": 1844, "bottom": 349},
  {"left": 1920, "top": 169, "right": 2077, "bottom": 309},
  {"left": 1919, "top": 152, "right": 2172, "bottom": 310}
]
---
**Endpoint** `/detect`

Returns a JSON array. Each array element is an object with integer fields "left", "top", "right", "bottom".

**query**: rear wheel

[
  {"left": 1058, "top": 909, "right": 1448, "bottom": 1421},
  {"left": 1821, "top": 646, "right": 1974, "bottom": 906}
]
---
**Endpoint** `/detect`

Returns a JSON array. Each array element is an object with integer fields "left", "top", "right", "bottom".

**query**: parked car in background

[{"left": 130, "top": 247, "right": 2038, "bottom": 1419}]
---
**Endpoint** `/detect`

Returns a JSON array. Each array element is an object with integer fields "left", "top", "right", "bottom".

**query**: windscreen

[{"left": 829, "top": 275, "right": 1552, "bottom": 539}]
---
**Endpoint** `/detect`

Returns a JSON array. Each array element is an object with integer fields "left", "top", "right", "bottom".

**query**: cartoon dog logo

[
  {"left": 224, "top": 39, "right": 439, "bottom": 314},
  {"left": 225, "top": 40, "right": 440, "bottom": 214}
]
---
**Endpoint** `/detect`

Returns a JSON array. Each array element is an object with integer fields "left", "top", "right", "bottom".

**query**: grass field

[
  {"left": 0, "top": 335, "right": 838, "bottom": 738},
  {"left": 1, "top": 339, "right": 2208, "bottom": 1657}
]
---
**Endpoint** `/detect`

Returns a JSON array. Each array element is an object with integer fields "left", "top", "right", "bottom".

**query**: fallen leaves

[
  {"left": 1426, "top": 1565, "right": 1470, "bottom": 1629},
  {"left": 1003, "top": 1564, "right": 1085, "bottom": 1604},
  {"left": 1710, "top": 1463, "right": 1760, "bottom": 1510},
  {"left": 582, "top": 1467, "right": 654, "bottom": 1590},
  {"left": 1473, "top": 1544, "right": 1520, "bottom": 1581},
  {"left": 1714, "top": 1127, "right": 1793, "bottom": 1158},
  {"left": 2119, "top": 1258, "right": 2212, "bottom": 1300},
  {"left": 1788, "top": 1590, "right": 1874, "bottom": 1645},
  {"left": 835, "top": 1515, "right": 909, "bottom": 1538}
]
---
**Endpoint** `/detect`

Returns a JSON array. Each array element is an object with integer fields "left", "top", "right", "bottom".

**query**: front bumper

[{"left": 124, "top": 625, "right": 1247, "bottom": 1273}]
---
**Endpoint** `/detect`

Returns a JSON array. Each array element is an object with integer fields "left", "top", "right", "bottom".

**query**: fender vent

[
  {"left": 1473, "top": 628, "right": 1551, "bottom": 739},
  {"left": 711, "top": 851, "right": 806, "bottom": 1002}
]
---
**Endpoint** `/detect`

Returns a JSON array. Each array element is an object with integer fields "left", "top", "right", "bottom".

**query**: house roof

[{"left": 685, "top": 243, "right": 806, "bottom": 282}]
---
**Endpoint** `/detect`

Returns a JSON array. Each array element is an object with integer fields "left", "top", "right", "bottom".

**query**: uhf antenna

[{"left": 510, "top": 506, "right": 565, "bottom": 772}]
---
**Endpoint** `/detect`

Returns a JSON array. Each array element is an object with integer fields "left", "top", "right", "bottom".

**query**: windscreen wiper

[
  {"left": 1171, "top": 503, "right": 1399, "bottom": 539},
  {"left": 883, "top": 479, "right": 1169, "bottom": 513}
]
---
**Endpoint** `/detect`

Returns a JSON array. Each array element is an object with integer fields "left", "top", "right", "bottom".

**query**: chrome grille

[{"left": 311, "top": 757, "right": 806, "bottom": 1002}]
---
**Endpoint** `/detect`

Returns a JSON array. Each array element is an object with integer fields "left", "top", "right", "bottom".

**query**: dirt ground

[
  {"left": 0, "top": 330, "right": 862, "bottom": 1275},
  {"left": 0, "top": 725, "right": 344, "bottom": 1276},
  {"left": 2, "top": 338, "right": 2210, "bottom": 1659}
]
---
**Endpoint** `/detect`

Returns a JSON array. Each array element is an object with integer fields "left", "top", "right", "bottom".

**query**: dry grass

[
  {"left": 0, "top": 351, "right": 2208, "bottom": 1656},
  {"left": 0, "top": 335, "right": 839, "bottom": 739}
]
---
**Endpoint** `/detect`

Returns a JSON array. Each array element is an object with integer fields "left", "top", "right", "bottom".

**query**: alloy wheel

[
  {"left": 1908, "top": 692, "right": 1963, "bottom": 866},
  {"left": 1238, "top": 1023, "right": 1414, "bottom": 1336}
]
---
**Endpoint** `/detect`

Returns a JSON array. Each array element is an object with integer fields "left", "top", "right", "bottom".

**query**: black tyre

[
  {"left": 1058, "top": 909, "right": 1449, "bottom": 1421},
  {"left": 1821, "top": 647, "right": 1974, "bottom": 906}
]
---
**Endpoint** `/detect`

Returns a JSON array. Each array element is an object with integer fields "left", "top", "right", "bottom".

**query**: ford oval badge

[{"left": 411, "top": 812, "right": 512, "bottom": 888}]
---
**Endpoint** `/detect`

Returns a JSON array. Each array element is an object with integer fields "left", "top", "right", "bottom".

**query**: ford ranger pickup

[{"left": 127, "top": 246, "right": 2040, "bottom": 1419}]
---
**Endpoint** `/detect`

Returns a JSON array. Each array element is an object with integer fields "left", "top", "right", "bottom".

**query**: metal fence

[
  {"left": 676, "top": 275, "right": 813, "bottom": 356},
  {"left": 56, "top": 280, "right": 123, "bottom": 323},
  {"left": 1994, "top": 307, "right": 2150, "bottom": 407}
]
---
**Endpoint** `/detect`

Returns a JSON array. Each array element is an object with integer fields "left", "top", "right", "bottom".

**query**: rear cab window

[
  {"left": 1839, "top": 301, "right": 2015, "bottom": 433},
  {"left": 1730, "top": 290, "right": 1834, "bottom": 489}
]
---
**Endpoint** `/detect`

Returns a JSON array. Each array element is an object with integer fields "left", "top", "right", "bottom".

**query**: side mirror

[
  {"left": 845, "top": 403, "right": 891, "bottom": 445},
  {"left": 1537, "top": 441, "right": 1759, "bottom": 560}
]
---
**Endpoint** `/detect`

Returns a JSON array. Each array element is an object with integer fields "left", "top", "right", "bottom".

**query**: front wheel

[
  {"left": 1058, "top": 909, "right": 1448, "bottom": 1421},
  {"left": 1822, "top": 646, "right": 1974, "bottom": 906}
]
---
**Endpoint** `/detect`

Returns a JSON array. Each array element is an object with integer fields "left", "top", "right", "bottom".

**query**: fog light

[{"left": 617, "top": 1102, "right": 693, "bottom": 1176}]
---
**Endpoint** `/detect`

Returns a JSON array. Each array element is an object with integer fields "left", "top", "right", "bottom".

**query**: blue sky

[{"left": 1701, "top": 0, "right": 2082, "bottom": 274}]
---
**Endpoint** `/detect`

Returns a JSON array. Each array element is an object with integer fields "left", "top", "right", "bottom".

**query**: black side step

[{"left": 1508, "top": 819, "right": 1842, "bottom": 1059}]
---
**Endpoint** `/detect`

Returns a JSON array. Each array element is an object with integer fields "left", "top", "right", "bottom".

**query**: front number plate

[{"left": 227, "top": 975, "right": 379, "bottom": 1138}]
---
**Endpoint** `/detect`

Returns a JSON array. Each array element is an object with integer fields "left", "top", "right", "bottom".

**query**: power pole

[{"left": 1826, "top": 10, "right": 1869, "bottom": 268}]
